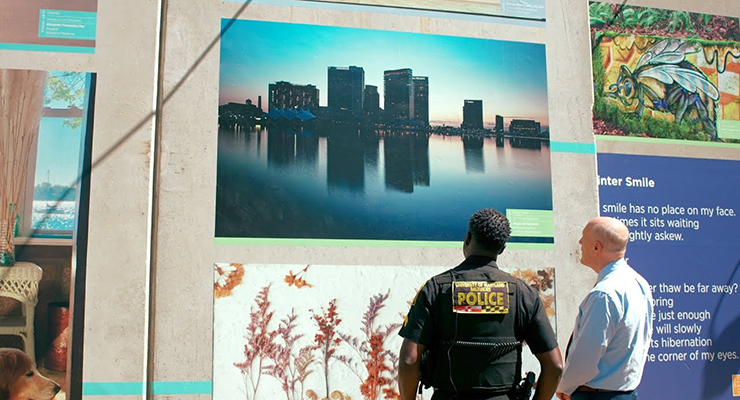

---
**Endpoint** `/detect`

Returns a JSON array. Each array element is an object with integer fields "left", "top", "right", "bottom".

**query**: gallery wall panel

[{"left": 152, "top": 0, "right": 601, "bottom": 396}]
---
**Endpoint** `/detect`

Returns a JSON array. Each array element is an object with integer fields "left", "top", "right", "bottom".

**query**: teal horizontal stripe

[
  {"left": 83, "top": 382, "right": 143, "bottom": 396},
  {"left": 550, "top": 141, "right": 596, "bottom": 154},
  {"left": 83, "top": 381, "right": 212, "bottom": 396},
  {"left": 0, "top": 42, "right": 95, "bottom": 53},
  {"left": 152, "top": 381, "right": 212, "bottom": 395}
]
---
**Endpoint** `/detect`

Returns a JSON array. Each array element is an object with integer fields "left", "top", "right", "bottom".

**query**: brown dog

[{"left": 0, "top": 348, "right": 60, "bottom": 400}]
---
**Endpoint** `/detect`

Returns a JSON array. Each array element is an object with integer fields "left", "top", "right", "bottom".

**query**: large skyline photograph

[
  {"left": 216, "top": 19, "right": 554, "bottom": 245},
  {"left": 219, "top": 20, "right": 549, "bottom": 129}
]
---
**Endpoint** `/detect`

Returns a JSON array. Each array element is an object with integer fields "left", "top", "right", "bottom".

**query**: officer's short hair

[{"left": 468, "top": 208, "right": 511, "bottom": 252}]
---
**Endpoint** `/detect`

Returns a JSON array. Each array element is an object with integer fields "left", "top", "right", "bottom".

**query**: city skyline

[{"left": 219, "top": 19, "right": 549, "bottom": 128}]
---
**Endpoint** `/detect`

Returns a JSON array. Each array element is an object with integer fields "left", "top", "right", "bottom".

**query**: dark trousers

[
  {"left": 432, "top": 390, "right": 512, "bottom": 400},
  {"left": 572, "top": 390, "right": 637, "bottom": 400}
]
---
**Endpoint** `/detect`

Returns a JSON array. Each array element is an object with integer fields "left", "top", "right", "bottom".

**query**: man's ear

[
  {"left": 464, "top": 231, "right": 472, "bottom": 245},
  {"left": 498, "top": 245, "right": 506, "bottom": 255}
]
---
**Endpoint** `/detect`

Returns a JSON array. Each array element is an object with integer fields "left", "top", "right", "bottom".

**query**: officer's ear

[
  {"left": 464, "top": 231, "right": 472, "bottom": 246},
  {"left": 498, "top": 245, "right": 506, "bottom": 255}
]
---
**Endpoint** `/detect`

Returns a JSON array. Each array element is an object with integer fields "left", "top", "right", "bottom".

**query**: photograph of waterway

[{"left": 215, "top": 126, "right": 552, "bottom": 242}]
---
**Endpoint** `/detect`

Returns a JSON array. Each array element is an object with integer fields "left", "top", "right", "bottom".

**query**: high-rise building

[
  {"left": 412, "top": 76, "right": 429, "bottom": 125},
  {"left": 510, "top": 119, "right": 541, "bottom": 135},
  {"left": 268, "top": 81, "right": 319, "bottom": 110},
  {"left": 364, "top": 85, "right": 380, "bottom": 113},
  {"left": 462, "top": 100, "right": 483, "bottom": 129},
  {"left": 384, "top": 68, "right": 414, "bottom": 120},
  {"left": 495, "top": 114, "right": 504, "bottom": 133},
  {"left": 328, "top": 66, "right": 365, "bottom": 113}
]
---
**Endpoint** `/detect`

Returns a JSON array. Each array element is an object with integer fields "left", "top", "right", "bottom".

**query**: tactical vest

[{"left": 427, "top": 266, "right": 522, "bottom": 395}]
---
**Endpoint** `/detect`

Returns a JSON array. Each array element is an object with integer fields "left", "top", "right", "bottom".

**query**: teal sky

[
  {"left": 34, "top": 71, "right": 87, "bottom": 188},
  {"left": 219, "top": 19, "right": 549, "bottom": 128},
  {"left": 34, "top": 118, "right": 83, "bottom": 187}
]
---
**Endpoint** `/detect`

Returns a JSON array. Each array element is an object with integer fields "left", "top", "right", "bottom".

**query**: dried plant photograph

[{"left": 213, "top": 264, "right": 557, "bottom": 400}]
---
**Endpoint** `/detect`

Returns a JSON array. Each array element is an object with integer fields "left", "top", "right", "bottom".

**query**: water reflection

[
  {"left": 383, "top": 133, "right": 429, "bottom": 193},
  {"left": 216, "top": 126, "right": 553, "bottom": 241},
  {"left": 327, "top": 131, "right": 365, "bottom": 191},
  {"left": 462, "top": 135, "right": 485, "bottom": 173}
]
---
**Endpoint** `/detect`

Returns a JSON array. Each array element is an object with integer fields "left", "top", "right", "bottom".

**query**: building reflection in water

[
  {"left": 327, "top": 129, "right": 365, "bottom": 191},
  {"left": 462, "top": 135, "right": 485, "bottom": 173},
  {"left": 383, "top": 132, "right": 430, "bottom": 193},
  {"left": 265, "top": 127, "right": 319, "bottom": 169},
  {"left": 256, "top": 127, "right": 518, "bottom": 194}
]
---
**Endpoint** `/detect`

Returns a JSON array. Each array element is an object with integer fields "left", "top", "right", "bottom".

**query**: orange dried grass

[{"left": 0, "top": 69, "right": 47, "bottom": 257}]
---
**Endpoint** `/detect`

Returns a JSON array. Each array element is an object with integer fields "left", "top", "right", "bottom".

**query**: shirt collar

[
  {"left": 596, "top": 258, "right": 627, "bottom": 283},
  {"left": 457, "top": 255, "right": 498, "bottom": 271}
]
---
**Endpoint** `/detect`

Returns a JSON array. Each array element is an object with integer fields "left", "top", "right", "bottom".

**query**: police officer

[{"left": 398, "top": 208, "right": 563, "bottom": 400}]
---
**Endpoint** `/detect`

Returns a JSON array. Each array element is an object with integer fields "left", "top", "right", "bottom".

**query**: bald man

[{"left": 556, "top": 217, "right": 653, "bottom": 400}]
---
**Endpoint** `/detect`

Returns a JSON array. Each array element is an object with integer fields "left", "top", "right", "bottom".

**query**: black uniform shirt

[{"left": 399, "top": 255, "right": 558, "bottom": 355}]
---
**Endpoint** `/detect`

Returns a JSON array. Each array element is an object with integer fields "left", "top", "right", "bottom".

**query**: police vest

[{"left": 428, "top": 268, "right": 521, "bottom": 394}]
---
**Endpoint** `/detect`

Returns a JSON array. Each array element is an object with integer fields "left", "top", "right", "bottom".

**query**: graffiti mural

[
  {"left": 590, "top": 2, "right": 740, "bottom": 143},
  {"left": 213, "top": 263, "right": 556, "bottom": 400}
]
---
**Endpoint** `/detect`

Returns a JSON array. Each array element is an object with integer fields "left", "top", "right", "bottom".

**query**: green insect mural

[{"left": 605, "top": 39, "right": 721, "bottom": 138}]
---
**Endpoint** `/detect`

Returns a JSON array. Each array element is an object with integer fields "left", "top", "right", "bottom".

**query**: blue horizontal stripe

[
  {"left": 82, "top": 381, "right": 212, "bottom": 396},
  {"left": 0, "top": 43, "right": 95, "bottom": 53},
  {"left": 550, "top": 141, "right": 596, "bottom": 154}
]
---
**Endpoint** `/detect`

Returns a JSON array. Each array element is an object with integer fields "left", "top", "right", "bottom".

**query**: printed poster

[
  {"left": 598, "top": 153, "right": 740, "bottom": 400},
  {"left": 216, "top": 19, "right": 554, "bottom": 247},
  {"left": 0, "top": 67, "right": 95, "bottom": 400},
  {"left": 213, "top": 263, "right": 557, "bottom": 400},
  {"left": 590, "top": 2, "right": 740, "bottom": 144}
]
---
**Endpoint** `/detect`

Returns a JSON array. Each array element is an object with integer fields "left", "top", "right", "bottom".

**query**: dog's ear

[
  {"left": 0, "top": 349, "right": 20, "bottom": 391},
  {"left": 0, "top": 349, "right": 33, "bottom": 389}
]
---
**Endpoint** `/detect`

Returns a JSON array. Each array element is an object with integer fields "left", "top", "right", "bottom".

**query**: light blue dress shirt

[{"left": 559, "top": 258, "right": 654, "bottom": 395}]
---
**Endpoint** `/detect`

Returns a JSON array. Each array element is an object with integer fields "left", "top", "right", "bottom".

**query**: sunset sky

[{"left": 219, "top": 19, "right": 549, "bottom": 128}]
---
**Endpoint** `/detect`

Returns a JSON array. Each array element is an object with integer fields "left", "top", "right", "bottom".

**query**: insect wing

[
  {"left": 639, "top": 65, "right": 720, "bottom": 100},
  {"left": 635, "top": 39, "right": 699, "bottom": 70}
]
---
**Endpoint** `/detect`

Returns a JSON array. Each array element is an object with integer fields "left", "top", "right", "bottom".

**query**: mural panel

[
  {"left": 216, "top": 19, "right": 553, "bottom": 246},
  {"left": 1, "top": 67, "right": 95, "bottom": 400},
  {"left": 598, "top": 153, "right": 740, "bottom": 400},
  {"left": 590, "top": 2, "right": 740, "bottom": 144},
  {"left": 213, "top": 263, "right": 557, "bottom": 400}
]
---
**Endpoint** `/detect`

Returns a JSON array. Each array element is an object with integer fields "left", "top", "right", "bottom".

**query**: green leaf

[{"left": 590, "top": 17, "right": 607, "bottom": 27}]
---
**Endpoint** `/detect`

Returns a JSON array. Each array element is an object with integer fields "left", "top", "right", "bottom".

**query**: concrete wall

[{"left": 1, "top": 0, "right": 738, "bottom": 399}]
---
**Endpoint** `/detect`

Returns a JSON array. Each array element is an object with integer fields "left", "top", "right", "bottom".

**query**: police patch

[{"left": 452, "top": 281, "right": 509, "bottom": 314}]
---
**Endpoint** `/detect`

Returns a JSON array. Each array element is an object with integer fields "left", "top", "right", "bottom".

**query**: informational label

[
  {"left": 501, "top": 0, "right": 545, "bottom": 20},
  {"left": 718, "top": 119, "right": 740, "bottom": 140},
  {"left": 598, "top": 153, "right": 740, "bottom": 400},
  {"left": 38, "top": 10, "right": 97, "bottom": 40},
  {"left": 506, "top": 209, "right": 554, "bottom": 237},
  {"left": 0, "top": 0, "right": 97, "bottom": 53}
]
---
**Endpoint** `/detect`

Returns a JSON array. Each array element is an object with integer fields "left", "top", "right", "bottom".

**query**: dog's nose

[{"left": 53, "top": 383, "right": 61, "bottom": 393}]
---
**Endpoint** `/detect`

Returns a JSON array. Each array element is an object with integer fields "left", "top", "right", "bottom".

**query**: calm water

[{"left": 216, "top": 126, "right": 552, "bottom": 241}]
